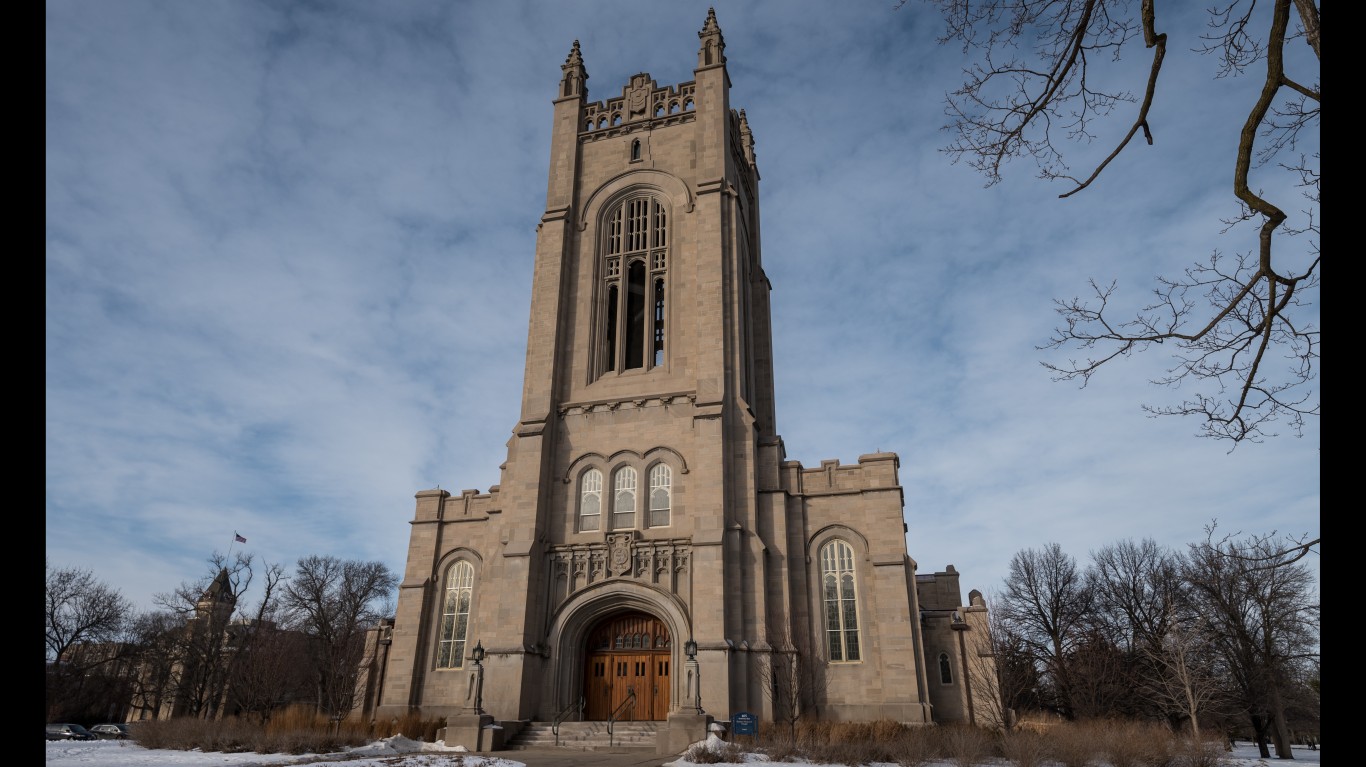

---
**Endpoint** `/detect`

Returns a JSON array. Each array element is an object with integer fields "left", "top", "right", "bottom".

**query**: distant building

[
  {"left": 125, "top": 567, "right": 240, "bottom": 722},
  {"left": 125, "top": 569, "right": 314, "bottom": 723},
  {"left": 368, "top": 10, "right": 1000, "bottom": 750}
]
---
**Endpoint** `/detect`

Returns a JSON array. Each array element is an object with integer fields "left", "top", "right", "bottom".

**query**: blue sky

[{"left": 46, "top": 1, "right": 1319, "bottom": 615}]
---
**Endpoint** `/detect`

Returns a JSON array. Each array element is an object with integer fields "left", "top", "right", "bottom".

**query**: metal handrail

[
  {"left": 551, "top": 695, "right": 585, "bottom": 746},
  {"left": 606, "top": 687, "right": 637, "bottom": 747}
]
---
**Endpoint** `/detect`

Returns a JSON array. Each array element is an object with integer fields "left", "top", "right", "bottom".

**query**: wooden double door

[{"left": 583, "top": 611, "right": 671, "bottom": 721}]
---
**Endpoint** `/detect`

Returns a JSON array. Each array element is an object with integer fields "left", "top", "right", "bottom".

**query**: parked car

[
  {"left": 46, "top": 723, "right": 95, "bottom": 741},
  {"left": 90, "top": 723, "right": 132, "bottom": 739}
]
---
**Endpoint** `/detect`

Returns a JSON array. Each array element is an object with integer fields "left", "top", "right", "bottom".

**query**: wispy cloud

[{"left": 47, "top": 0, "right": 1318, "bottom": 613}]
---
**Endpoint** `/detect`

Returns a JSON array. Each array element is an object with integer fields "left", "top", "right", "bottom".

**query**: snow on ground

[
  {"left": 663, "top": 740, "right": 1323, "bottom": 767},
  {"left": 45, "top": 734, "right": 526, "bottom": 766},
  {"left": 46, "top": 735, "right": 1321, "bottom": 767}
]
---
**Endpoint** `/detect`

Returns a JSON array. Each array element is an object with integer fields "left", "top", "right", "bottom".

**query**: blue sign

[{"left": 731, "top": 711, "right": 757, "bottom": 735}]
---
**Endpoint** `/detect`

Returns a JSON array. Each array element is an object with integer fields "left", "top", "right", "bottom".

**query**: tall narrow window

[
  {"left": 613, "top": 467, "right": 637, "bottom": 530},
  {"left": 820, "top": 540, "right": 861, "bottom": 662},
  {"left": 653, "top": 278, "right": 665, "bottom": 366},
  {"left": 604, "top": 285, "right": 618, "bottom": 372},
  {"left": 580, "top": 469, "right": 602, "bottom": 532},
  {"left": 939, "top": 652, "right": 953, "bottom": 684},
  {"left": 648, "top": 464, "right": 671, "bottom": 527},
  {"left": 630, "top": 139, "right": 641, "bottom": 161},
  {"left": 625, "top": 261, "right": 646, "bottom": 369},
  {"left": 436, "top": 561, "right": 474, "bottom": 669},
  {"left": 600, "top": 196, "right": 667, "bottom": 375}
]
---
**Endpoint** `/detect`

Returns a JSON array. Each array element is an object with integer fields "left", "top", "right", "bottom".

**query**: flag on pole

[{"left": 234, "top": 533, "right": 247, "bottom": 544}]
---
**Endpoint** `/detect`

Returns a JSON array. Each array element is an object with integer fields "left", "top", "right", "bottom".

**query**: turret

[
  {"left": 697, "top": 7, "right": 726, "bottom": 68},
  {"left": 559, "top": 39, "right": 587, "bottom": 100}
]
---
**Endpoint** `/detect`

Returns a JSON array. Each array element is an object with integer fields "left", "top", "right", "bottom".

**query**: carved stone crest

[
  {"left": 608, "top": 533, "right": 633, "bottom": 576},
  {"left": 627, "top": 75, "right": 651, "bottom": 118}
]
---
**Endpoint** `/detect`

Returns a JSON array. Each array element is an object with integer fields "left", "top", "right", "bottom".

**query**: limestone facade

[{"left": 369, "top": 10, "right": 1000, "bottom": 742}]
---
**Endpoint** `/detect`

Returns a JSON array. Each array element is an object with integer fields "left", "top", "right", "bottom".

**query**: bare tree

[
  {"left": 910, "top": 0, "right": 1319, "bottom": 443},
  {"left": 220, "top": 560, "right": 307, "bottom": 721},
  {"left": 996, "top": 542, "right": 1094, "bottom": 719},
  {"left": 1085, "top": 539, "right": 1189, "bottom": 722},
  {"left": 756, "top": 623, "right": 829, "bottom": 741},
  {"left": 45, "top": 562, "right": 135, "bottom": 720},
  {"left": 1141, "top": 617, "right": 1236, "bottom": 741},
  {"left": 279, "top": 556, "right": 398, "bottom": 718},
  {"left": 1280, "top": 658, "right": 1320, "bottom": 747},
  {"left": 46, "top": 561, "right": 132, "bottom": 665},
  {"left": 963, "top": 605, "right": 1019, "bottom": 730},
  {"left": 1184, "top": 528, "right": 1319, "bottom": 759},
  {"left": 123, "top": 610, "right": 184, "bottom": 720},
  {"left": 153, "top": 552, "right": 256, "bottom": 718},
  {"left": 1063, "top": 627, "right": 1132, "bottom": 720},
  {"left": 1203, "top": 523, "right": 1320, "bottom": 572},
  {"left": 226, "top": 620, "right": 314, "bottom": 723},
  {"left": 1088, "top": 539, "right": 1186, "bottom": 655},
  {"left": 984, "top": 616, "right": 1044, "bottom": 727}
]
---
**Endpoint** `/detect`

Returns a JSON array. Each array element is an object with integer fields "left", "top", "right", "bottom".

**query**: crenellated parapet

[
  {"left": 413, "top": 486, "right": 503, "bottom": 522},
  {"left": 779, "top": 452, "right": 901, "bottom": 496},
  {"left": 582, "top": 74, "right": 697, "bottom": 136}
]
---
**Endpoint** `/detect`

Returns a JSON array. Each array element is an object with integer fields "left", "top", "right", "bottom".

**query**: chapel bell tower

[{"left": 376, "top": 11, "right": 972, "bottom": 746}]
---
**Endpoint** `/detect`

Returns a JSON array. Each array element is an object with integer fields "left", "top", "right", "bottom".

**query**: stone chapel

[{"left": 366, "top": 10, "right": 1000, "bottom": 752}]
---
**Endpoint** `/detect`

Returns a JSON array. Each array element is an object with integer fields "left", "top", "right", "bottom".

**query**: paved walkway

[{"left": 502, "top": 747, "right": 676, "bottom": 767}]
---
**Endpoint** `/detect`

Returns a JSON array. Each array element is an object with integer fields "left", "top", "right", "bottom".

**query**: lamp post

[
  {"left": 684, "top": 637, "right": 703, "bottom": 714},
  {"left": 470, "top": 641, "right": 487, "bottom": 715}
]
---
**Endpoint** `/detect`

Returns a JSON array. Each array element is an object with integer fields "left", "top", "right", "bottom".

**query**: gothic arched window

[
  {"left": 579, "top": 468, "right": 602, "bottom": 532},
  {"left": 648, "top": 463, "right": 671, "bottom": 527},
  {"left": 436, "top": 560, "right": 475, "bottom": 669},
  {"left": 600, "top": 195, "right": 667, "bottom": 375},
  {"left": 820, "top": 540, "right": 861, "bottom": 662},
  {"left": 613, "top": 466, "right": 637, "bottom": 530},
  {"left": 939, "top": 652, "right": 953, "bottom": 684}
]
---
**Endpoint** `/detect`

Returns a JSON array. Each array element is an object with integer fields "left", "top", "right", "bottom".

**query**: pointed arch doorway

[{"left": 583, "top": 610, "right": 672, "bottom": 720}]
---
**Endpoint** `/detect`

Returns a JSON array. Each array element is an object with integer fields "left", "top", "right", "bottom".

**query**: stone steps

[{"left": 505, "top": 720, "right": 660, "bottom": 750}]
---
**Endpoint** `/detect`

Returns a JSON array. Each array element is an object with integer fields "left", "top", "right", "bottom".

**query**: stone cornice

[{"left": 558, "top": 391, "right": 696, "bottom": 417}]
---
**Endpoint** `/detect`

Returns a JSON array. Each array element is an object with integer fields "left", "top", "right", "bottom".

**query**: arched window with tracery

[
  {"left": 600, "top": 195, "right": 667, "bottom": 375},
  {"left": 579, "top": 468, "right": 602, "bottom": 532},
  {"left": 613, "top": 466, "right": 637, "bottom": 530},
  {"left": 436, "top": 560, "right": 475, "bottom": 669},
  {"left": 648, "top": 463, "right": 671, "bottom": 527},
  {"left": 820, "top": 540, "right": 861, "bottom": 662}
]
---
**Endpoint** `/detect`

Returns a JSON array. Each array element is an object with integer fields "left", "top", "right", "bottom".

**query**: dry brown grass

[
  {"left": 935, "top": 723, "right": 994, "bottom": 767},
  {"left": 123, "top": 706, "right": 446, "bottom": 755},
  {"left": 748, "top": 717, "right": 1215, "bottom": 767},
  {"left": 760, "top": 737, "right": 803, "bottom": 764},
  {"left": 1093, "top": 719, "right": 1182, "bottom": 767},
  {"left": 128, "top": 711, "right": 1226, "bottom": 766},
  {"left": 1047, "top": 719, "right": 1109, "bottom": 767},
  {"left": 753, "top": 719, "right": 945, "bottom": 767},
  {"left": 367, "top": 709, "right": 447, "bottom": 743},
  {"left": 1171, "top": 736, "right": 1230, "bottom": 767},
  {"left": 997, "top": 727, "right": 1049, "bottom": 767}
]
